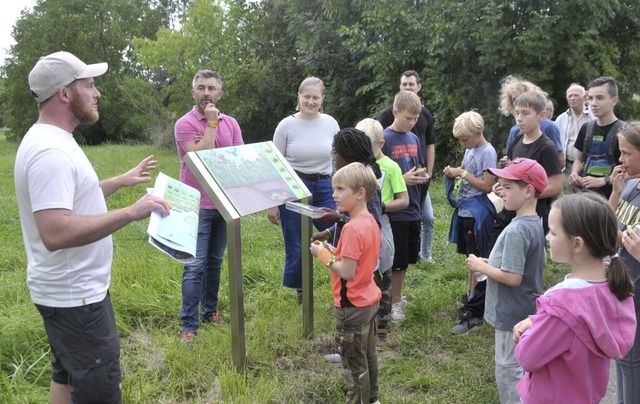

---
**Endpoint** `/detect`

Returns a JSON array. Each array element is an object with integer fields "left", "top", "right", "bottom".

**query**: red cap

[{"left": 487, "top": 158, "right": 549, "bottom": 193}]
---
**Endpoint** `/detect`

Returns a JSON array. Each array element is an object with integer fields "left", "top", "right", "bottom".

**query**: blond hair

[
  {"left": 499, "top": 75, "right": 547, "bottom": 116},
  {"left": 393, "top": 90, "right": 421, "bottom": 115},
  {"left": 332, "top": 162, "right": 378, "bottom": 202},
  {"left": 453, "top": 111, "right": 484, "bottom": 139},
  {"left": 356, "top": 118, "right": 384, "bottom": 143}
]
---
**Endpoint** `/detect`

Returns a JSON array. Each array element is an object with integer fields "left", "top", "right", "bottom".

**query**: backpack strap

[
  {"left": 583, "top": 121, "right": 597, "bottom": 157},
  {"left": 607, "top": 120, "right": 625, "bottom": 164}
]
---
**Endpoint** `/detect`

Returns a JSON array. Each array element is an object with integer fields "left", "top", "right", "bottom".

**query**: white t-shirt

[
  {"left": 14, "top": 124, "right": 112, "bottom": 307},
  {"left": 272, "top": 114, "right": 339, "bottom": 175}
]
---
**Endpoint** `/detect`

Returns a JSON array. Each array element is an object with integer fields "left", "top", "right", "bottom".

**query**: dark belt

[{"left": 295, "top": 170, "right": 330, "bottom": 181}]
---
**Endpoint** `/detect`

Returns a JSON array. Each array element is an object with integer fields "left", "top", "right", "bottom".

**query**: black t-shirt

[
  {"left": 507, "top": 133, "right": 562, "bottom": 230},
  {"left": 573, "top": 120, "right": 622, "bottom": 198},
  {"left": 573, "top": 120, "right": 621, "bottom": 157}
]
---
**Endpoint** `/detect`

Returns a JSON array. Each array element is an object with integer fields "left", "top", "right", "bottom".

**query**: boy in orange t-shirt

[{"left": 310, "top": 162, "right": 382, "bottom": 404}]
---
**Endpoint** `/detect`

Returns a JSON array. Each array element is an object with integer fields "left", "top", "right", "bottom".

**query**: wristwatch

[{"left": 604, "top": 176, "right": 611, "bottom": 185}]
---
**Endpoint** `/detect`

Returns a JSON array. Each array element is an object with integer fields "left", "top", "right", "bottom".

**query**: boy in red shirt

[{"left": 310, "top": 162, "right": 382, "bottom": 404}]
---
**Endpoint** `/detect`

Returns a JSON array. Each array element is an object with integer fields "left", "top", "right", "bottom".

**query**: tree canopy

[{"left": 2, "top": 0, "right": 639, "bottom": 167}]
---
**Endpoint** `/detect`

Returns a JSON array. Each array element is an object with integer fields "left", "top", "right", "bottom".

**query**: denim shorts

[{"left": 36, "top": 293, "right": 121, "bottom": 403}]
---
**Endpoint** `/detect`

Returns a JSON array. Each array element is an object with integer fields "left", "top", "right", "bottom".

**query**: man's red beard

[{"left": 69, "top": 91, "right": 99, "bottom": 124}]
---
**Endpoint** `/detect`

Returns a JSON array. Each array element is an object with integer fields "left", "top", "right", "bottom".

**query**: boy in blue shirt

[
  {"left": 381, "top": 91, "right": 428, "bottom": 322},
  {"left": 444, "top": 111, "right": 497, "bottom": 335}
]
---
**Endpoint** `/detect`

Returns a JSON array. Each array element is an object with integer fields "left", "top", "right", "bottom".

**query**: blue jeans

[
  {"left": 180, "top": 209, "right": 227, "bottom": 332},
  {"left": 420, "top": 191, "right": 435, "bottom": 259},
  {"left": 280, "top": 176, "right": 335, "bottom": 289}
]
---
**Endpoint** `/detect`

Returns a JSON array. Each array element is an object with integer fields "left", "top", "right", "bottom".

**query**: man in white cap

[{"left": 14, "top": 51, "right": 170, "bottom": 403}]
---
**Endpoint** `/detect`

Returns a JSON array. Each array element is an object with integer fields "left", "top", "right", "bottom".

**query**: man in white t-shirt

[{"left": 14, "top": 51, "right": 170, "bottom": 404}]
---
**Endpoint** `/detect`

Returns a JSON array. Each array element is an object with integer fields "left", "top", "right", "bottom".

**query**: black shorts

[
  {"left": 36, "top": 293, "right": 121, "bottom": 403},
  {"left": 390, "top": 220, "right": 420, "bottom": 270},
  {"left": 456, "top": 216, "right": 479, "bottom": 256}
]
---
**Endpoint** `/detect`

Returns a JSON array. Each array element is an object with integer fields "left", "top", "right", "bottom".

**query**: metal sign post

[{"left": 185, "top": 142, "right": 313, "bottom": 371}]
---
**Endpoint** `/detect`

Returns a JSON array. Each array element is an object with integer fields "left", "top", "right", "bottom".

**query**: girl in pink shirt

[{"left": 513, "top": 193, "right": 636, "bottom": 403}]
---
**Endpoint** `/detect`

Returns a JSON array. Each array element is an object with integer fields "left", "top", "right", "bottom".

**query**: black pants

[{"left": 458, "top": 209, "right": 511, "bottom": 321}]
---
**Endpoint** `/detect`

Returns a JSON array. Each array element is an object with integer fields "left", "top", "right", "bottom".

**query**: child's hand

[
  {"left": 310, "top": 240, "right": 323, "bottom": 258},
  {"left": 611, "top": 165, "right": 627, "bottom": 196},
  {"left": 403, "top": 166, "right": 429, "bottom": 186},
  {"left": 466, "top": 254, "right": 487, "bottom": 273},
  {"left": 443, "top": 165, "right": 461, "bottom": 179},
  {"left": 622, "top": 226, "right": 640, "bottom": 262},
  {"left": 513, "top": 316, "right": 533, "bottom": 343}
]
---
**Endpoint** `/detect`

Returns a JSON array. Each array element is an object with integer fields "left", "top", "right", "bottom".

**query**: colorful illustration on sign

[{"left": 194, "top": 142, "right": 309, "bottom": 216}]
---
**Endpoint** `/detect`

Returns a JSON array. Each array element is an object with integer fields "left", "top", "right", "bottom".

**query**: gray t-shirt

[
  {"left": 484, "top": 215, "right": 545, "bottom": 331},
  {"left": 458, "top": 142, "right": 497, "bottom": 217},
  {"left": 272, "top": 114, "right": 339, "bottom": 175}
]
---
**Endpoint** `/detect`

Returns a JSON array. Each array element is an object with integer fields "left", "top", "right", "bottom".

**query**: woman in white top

[{"left": 267, "top": 77, "right": 339, "bottom": 299}]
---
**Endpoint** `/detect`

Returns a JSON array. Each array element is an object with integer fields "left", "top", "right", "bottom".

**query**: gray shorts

[{"left": 36, "top": 293, "right": 121, "bottom": 403}]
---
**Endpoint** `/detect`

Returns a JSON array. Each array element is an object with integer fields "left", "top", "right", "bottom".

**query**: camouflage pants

[
  {"left": 374, "top": 269, "right": 392, "bottom": 330},
  {"left": 334, "top": 303, "right": 379, "bottom": 404}
]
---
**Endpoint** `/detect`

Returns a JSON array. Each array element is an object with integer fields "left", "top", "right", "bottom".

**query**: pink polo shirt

[{"left": 174, "top": 106, "right": 244, "bottom": 209}]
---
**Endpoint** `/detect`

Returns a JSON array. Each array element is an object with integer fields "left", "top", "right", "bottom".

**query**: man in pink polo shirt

[{"left": 174, "top": 70, "right": 244, "bottom": 347}]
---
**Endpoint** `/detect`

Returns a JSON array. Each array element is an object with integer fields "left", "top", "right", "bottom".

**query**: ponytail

[{"left": 607, "top": 255, "right": 634, "bottom": 300}]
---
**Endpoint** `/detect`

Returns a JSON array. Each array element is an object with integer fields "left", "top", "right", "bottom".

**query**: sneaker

[
  {"left": 202, "top": 312, "right": 225, "bottom": 325},
  {"left": 323, "top": 353, "right": 341, "bottom": 363},
  {"left": 400, "top": 295, "right": 408, "bottom": 308},
  {"left": 420, "top": 255, "right": 435, "bottom": 264},
  {"left": 390, "top": 302, "right": 405, "bottom": 322},
  {"left": 371, "top": 401, "right": 380, "bottom": 404},
  {"left": 181, "top": 331, "right": 196, "bottom": 349},
  {"left": 451, "top": 317, "right": 483, "bottom": 335}
]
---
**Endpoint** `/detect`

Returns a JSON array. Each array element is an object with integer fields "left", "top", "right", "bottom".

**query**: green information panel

[{"left": 191, "top": 141, "right": 309, "bottom": 216}]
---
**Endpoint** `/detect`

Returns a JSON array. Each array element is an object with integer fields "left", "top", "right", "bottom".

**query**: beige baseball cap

[{"left": 28, "top": 51, "right": 108, "bottom": 103}]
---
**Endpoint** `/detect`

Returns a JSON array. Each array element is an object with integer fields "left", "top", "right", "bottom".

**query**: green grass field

[{"left": 0, "top": 136, "right": 567, "bottom": 403}]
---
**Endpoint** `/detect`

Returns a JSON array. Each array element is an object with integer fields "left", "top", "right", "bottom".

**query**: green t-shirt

[{"left": 377, "top": 155, "right": 407, "bottom": 205}]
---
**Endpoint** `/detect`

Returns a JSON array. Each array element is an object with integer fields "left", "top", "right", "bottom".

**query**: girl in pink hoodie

[{"left": 513, "top": 193, "right": 636, "bottom": 403}]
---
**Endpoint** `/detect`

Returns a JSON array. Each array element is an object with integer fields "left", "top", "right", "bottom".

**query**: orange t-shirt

[{"left": 331, "top": 213, "right": 382, "bottom": 307}]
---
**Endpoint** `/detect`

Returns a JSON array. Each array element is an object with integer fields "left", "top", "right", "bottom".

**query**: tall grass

[{"left": 0, "top": 136, "right": 567, "bottom": 403}]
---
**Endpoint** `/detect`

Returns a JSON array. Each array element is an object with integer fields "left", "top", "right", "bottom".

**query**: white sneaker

[
  {"left": 391, "top": 302, "right": 405, "bottom": 322},
  {"left": 323, "top": 353, "right": 341, "bottom": 363},
  {"left": 420, "top": 255, "right": 435, "bottom": 264},
  {"left": 400, "top": 295, "right": 408, "bottom": 308}
]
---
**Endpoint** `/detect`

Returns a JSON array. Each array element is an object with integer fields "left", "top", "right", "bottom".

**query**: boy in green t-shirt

[{"left": 357, "top": 118, "right": 408, "bottom": 338}]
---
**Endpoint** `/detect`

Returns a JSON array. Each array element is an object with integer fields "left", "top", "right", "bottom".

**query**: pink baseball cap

[{"left": 487, "top": 157, "right": 549, "bottom": 193}]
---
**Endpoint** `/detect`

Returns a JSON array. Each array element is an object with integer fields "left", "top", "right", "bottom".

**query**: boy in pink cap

[{"left": 465, "top": 157, "right": 548, "bottom": 403}]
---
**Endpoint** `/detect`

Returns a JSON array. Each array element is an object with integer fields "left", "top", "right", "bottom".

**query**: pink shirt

[
  {"left": 174, "top": 106, "right": 244, "bottom": 209},
  {"left": 515, "top": 282, "right": 636, "bottom": 403}
]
